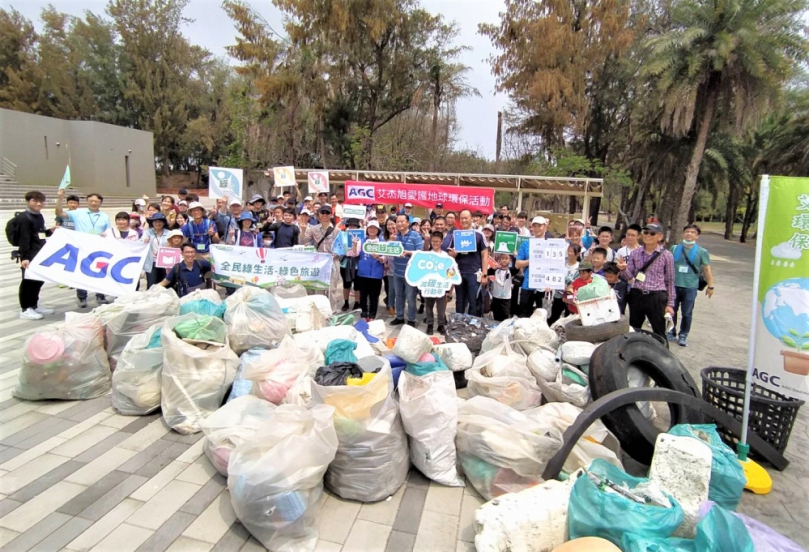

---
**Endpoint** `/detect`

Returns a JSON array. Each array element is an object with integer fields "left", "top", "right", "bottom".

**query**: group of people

[{"left": 13, "top": 188, "right": 715, "bottom": 344}]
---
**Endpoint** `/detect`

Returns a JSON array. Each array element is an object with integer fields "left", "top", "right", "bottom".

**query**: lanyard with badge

[
  {"left": 87, "top": 211, "right": 103, "bottom": 235},
  {"left": 190, "top": 220, "right": 209, "bottom": 251}
]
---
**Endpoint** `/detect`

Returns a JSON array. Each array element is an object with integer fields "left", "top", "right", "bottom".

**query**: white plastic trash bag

[
  {"left": 311, "top": 365, "right": 409, "bottom": 502},
  {"left": 523, "top": 402, "right": 623, "bottom": 474},
  {"left": 398, "top": 370, "right": 464, "bottom": 486},
  {"left": 275, "top": 295, "right": 332, "bottom": 333},
  {"left": 179, "top": 289, "right": 225, "bottom": 317},
  {"left": 536, "top": 363, "right": 591, "bottom": 408},
  {"left": 112, "top": 324, "right": 163, "bottom": 415},
  {"left": 466, "top": 339, "right": 542, "bottom": 411},
  {"left": 433, "top": 343, "right": 473, "bottom": 372},
  {"left": 15, "top": 312, "right": 111, "bottom": 401},
  {"left": 512, "top": 310, "right": 558, "bottom": 355},
  {"left": 527, "top": 347, "right": 560, "bottom": 382},
  {"left": 242, "top": 335, "right": 320, "bottom": 404},
  {"left": 103, "top": 286, "right": 180, "bottom": 371},
  {"left": 480, "top": 318, "right": 516, "bottom": 353},
  {"left": 456, "top": 396, "right": 564, "bottom": 501},
  {"left": 228, "top": 404, "right": 338, "bottom": 552},
  {"left": 225, "top": 286, "right": 291, "bottom": 355},
  {"left": 161, "top": 314, "right": 239, "bottom": 434},
  {"left": 201, "top": 395, "right": 277, "bottom": 476},
  {"left": 294, "top": 326, "right": 376, "bottom": 359},
  {"left": 393, "top": 324, "right": 433, "bottom": 363},
  {"left": 558, "top": 341, "right": 597, "bottom": 366}
]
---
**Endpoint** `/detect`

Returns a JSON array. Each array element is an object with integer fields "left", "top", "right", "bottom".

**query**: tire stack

[{"left": 589, "top": 332, "right": 702, "bottom": 464}]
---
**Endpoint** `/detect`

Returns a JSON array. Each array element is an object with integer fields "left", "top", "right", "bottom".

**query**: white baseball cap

[
  {"left": 404, "top": 202, "right": 413, "bottom": 207},
  {"left": 229, "top": 198, "right": 243, "bottom": 206},
  {"left": 304, "top": 196, "right": 313, "bottom": 201},
  {"left": 167, "top": 229, "right": 184, "bottom": 239},
  {"left": 134, "top": 198, "right": 146, "bottom": 207},
  {"left": 531, "top": 216, "right": 548, "bottom": 225},
  {"left": 187, "top": 201, "right": 204, "bottom": 213},
  {"left": 367, "top": 220, "right": 381, "bottom": 230}
]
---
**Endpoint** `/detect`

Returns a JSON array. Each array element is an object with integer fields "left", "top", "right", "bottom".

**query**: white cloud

[{"left": 771, "top": 242, "right": 802, "bottom": 260}]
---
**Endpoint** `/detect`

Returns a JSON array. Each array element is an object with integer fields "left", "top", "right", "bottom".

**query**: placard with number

[{"left": 528, "top": 238, "right": 567, "bottom": 290}]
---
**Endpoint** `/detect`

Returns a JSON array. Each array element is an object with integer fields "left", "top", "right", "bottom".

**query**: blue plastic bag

[
  {"left": 568, "top": 459, "right": 684, "bottom": 546},
  {"left": 405, "top": 354, "right": 448, "bottom": 377},
  {"left": 622, "top": 502, "right": 755, "bottom": 552},
  {"left": 324, "top": 339, "right": 358, "bottom": 364},
  {"left": 227, "top": 348, "right": 265, "bottom": 403},
  {"left": 668, "top": 424, "right": 746, "bottom": 510},
  {"left": 146, "top": 327, "right": 162, "bottom": 349},
  {"left": 179, "top": 298, "right": 226, "bottom": 318}
]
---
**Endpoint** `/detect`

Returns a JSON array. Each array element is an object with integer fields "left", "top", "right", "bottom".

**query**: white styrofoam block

[
  {"left": 649, "top": 433, "right": 713, "bottom": 538},
  {"left": 433, "top": 343, "right": 473, "bottom": 372},
  {"left": 474, "top": 476, "right": 577, "bottom": 552}
]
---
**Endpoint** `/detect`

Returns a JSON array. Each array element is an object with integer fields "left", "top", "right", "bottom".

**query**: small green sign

[
  {"left": 493, "top": 231, "right": 518, "bottom": 254},
  {"left": 516, "top": 235, "right": 530, "bottom": 253},
  {"left": 363, "top": 241, "right": 404, "bottom": 256}
]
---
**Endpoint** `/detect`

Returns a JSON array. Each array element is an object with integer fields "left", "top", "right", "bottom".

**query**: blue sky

[{"left": 8, "top": 0, "right": 508, "bottom": 159}]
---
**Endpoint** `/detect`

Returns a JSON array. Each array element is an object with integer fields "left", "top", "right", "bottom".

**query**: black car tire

[
  {"left": 565, "top": 315, "right": 630, "bottom": 343},
  {"left": 589, "top": 332, "right": 702, "bottom": 463}
]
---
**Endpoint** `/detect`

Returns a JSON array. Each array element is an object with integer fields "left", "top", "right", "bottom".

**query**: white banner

[
  {"left": 209, "top": 244, "right": 332, "bottom": 291},
  {"left": 307, "top": 170, "right": 329, "bottom": 194},
  {"left": 528, "top": 238, "right": 567, "bottom": 290},
  {"left": 25, "top": 229, "right": 149, "bottom": 297},
  {"left": 273, "top": 166, "right": 296, "bottom": 188},
  {"left": 209, "top": 167, "right": 243, "bottom": 199}
]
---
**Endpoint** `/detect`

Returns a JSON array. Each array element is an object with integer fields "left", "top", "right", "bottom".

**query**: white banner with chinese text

[{"left": 209, "top": 244, "right": 332, "bottom": 291}]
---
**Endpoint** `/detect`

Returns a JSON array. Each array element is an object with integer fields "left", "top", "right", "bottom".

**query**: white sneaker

[
  {"left": 20, "top": 308, "right": 44, "bottom": 320},
  {"left": 34, "top": 306, "right": 55, "bottom": 315}
]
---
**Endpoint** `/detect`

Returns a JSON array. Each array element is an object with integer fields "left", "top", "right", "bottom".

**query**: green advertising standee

[
  {"left": 362, "top": 241, "right": 404, "bottom": 257},
  {"left": 751, "top": 175, "right": 809, "bottom": 401},
  {"left": 493, "top": 231, "right": 518, "bottom": 254}
]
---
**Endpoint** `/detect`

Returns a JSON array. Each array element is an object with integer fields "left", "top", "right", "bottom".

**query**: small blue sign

[
  {"left": 453, "top": 230, "right": 477, "bottom": 253},
  {"left": 347, "top": 229, "right": 364, "bottom": 245}
]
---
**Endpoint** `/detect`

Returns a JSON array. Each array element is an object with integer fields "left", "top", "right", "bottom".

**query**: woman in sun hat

[{"left": 141, "top": 212, "right": 171, "bottom": 288}]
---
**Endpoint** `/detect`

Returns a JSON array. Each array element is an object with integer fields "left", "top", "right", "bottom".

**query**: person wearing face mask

[{"left": 667, "top": 224, "right": 714, "bottom": 347}]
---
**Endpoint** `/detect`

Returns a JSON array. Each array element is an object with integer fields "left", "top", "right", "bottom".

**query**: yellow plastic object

[
  {"left": 346, "top": 373, "right": 376, "bottom": 387},
  {"left": 740, "top": 458, "right": 772, "bottom": 495}
]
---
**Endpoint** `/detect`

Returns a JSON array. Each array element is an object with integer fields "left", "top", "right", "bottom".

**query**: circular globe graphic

[
  {"left": 217, "top": 171, "right": 226, "bottom": 179},
  {"left": 762, "top": 278, "right": 809, "bottom": 344}
]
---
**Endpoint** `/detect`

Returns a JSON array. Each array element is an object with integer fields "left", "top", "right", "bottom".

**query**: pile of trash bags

[
  {"left": 111, "top": 323, "right": 164, "bottom": 415},
  {"left": 179, "top": 289, "right": 226, "bottom": 318},
  {"left": 15, "top": 312, "right": 111, "bottom": 400},
  {"left": 466, "top": 339, "right": 543, "bottom": 410}
]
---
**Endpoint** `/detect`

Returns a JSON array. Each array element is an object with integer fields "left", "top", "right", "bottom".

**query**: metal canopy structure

[{"left": 288, "top": 169, "right": 603, "bottom": 216}]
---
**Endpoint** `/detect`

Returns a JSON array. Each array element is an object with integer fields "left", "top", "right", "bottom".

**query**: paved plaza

[{"left": 0, "top": 215, "right": 806, "bottom": 551}]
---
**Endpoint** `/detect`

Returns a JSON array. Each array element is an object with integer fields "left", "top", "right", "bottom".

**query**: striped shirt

[{"left": 620, "top": 245, "right": 676, "bottom": 308}]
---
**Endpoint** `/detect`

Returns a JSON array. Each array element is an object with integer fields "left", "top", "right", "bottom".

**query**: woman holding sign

[{"left": 356, "top": 220, "right": 386, "bottom": 320}]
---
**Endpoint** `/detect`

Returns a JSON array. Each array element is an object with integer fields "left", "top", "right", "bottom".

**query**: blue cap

[{"left": 238, "top": 212, "right": 255, "bottom": 222}]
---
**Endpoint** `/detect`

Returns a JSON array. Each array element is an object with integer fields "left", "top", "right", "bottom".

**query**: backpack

[{"left": 5, "top": 211, "right": 27, "bottom": 247}]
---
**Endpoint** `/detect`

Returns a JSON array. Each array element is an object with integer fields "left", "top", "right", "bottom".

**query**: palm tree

[{"left": 644, "top": 0, "right": 808, "bottom": 241}]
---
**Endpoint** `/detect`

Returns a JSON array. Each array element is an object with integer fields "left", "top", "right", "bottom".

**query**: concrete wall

[{"left": 0, "top": 108, "right": 156, "bottom": 197}]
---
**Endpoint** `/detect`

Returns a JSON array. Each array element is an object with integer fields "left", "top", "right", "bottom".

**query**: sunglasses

[{"left": 642, "top": 230, "right": 658, "bottom": 236}]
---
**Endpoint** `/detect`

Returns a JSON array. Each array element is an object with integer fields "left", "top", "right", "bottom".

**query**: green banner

[
  {"left": 753, "top": 176, "right": 809, "bottom": 399},
  {"left": 362, "top": 241, "right": 403, "bottom": 256}
]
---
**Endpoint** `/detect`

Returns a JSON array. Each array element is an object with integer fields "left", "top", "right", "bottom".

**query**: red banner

[{"left": 344, "top": 181, "right": 495, "bottom": 214}]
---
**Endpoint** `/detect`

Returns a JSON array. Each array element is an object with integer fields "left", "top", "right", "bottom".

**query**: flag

[{"left": 59, "top": 166, "right": 71, "bottom": 190}]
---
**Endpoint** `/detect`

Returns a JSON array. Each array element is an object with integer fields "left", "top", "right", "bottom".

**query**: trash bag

[
  {"left": 161, "top": 314, "right": 239, "bottom": 434},
  {"left": 228, "top": 404, "right": 338, "bottom": 552},
  {"left": 433, "top": 343, "right": 473, "bottom": 372},
  {"left": 512, "top": 310, "right": 558, "bottom": 355},
  {"left": 324, "top": 339, "right": 358, "bottom": 364},
  {"left": 568, "top": 458, "right": 684, "bottom": 547},
  {"left": 179, "top": 289, "right": 226, "bottom": 318},
  {"left": 536, "top": 363, "right": 591, "bottom": 408},
  {"left": 466, "top": 339, "right": 542, "bottom": 411},
  {"left": 112, "top": 324, "right": 164, "bottom": 415},
  {"left": 480, "top": 318, "right": 516, "bottom": 353},
  {"left": 668, "top": 425, "right": 747, "bottom": 510},
  {"left": 174, "top": 315, "right": 227, "bottom": 344},
  {"left": 15, "top": 312, "right": 111, "bottom": 401},
  {"left": 398, "top": 370, "right": 463, "bottom": 486},
  {"left": 103, "top": 286, "right": 180, "bottom": 371},
  {"left": 733, "top": 508, "right": 805, "bottom": 552},
  {"left": 275, "top": 295, "right": 331, "bottom": 333},
  {"left": 456, "top": 396, "right": 564, "bottom": 500},
  {"left": 271, "top": 284, "right": 309, "bottom": 300},
  {"left": 576, "top": 277, "right": 611, "bottom": 301},
  {"left": 294, "top": 326, "right": 376, "bottom": 360},
  {"left": 314, "top": 363, "right": 365, "bottom": 387},
  {"left": 225, "top": 286, "right": 291, "bottom": 355},
  {"left": 311, "top": 365, "right": 409, "bottom": 502},
  {"left": 406, "top": 353, "right": 449, "bottom": 377},
  {"left": 227, "top": 348, "right": 264, "bottom": 403},
  {"left": 523, "top": 403, "right": 623, "bottom": 475},
  {"left": 621, "top": 502, "right": 754, "bottom": 552},
  {"left": 558, "top": 341, "right": 597, "bottom": 366},
  {"left": 445, "top": 313, "right": 497, "bottom": 353},
  {"left": 243, "top": 335, "right": 320, "bottom": 404},
  {"left": 200, "top": 395, "right": 277, "bottom": 476},
  {"left": 392, "top": 324, "right": 433, "bottom": 364},
  {"left": 527, "top": 347, "right": 560, "bottom": 382}
]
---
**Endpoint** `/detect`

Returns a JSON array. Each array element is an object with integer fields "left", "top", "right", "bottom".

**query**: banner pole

[{"left": 739, "top": 175, "right": 770, "bottom": 459}]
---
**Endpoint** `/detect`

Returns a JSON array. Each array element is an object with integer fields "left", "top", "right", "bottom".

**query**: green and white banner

[
  {"left": 209, "top": 244, "right": 332, "bottom": 291},
  {"left": 752, "top": 176, "right": 809, "bottom": 399}
]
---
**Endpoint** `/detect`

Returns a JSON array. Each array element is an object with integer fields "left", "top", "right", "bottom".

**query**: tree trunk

[
  {"left": 429, "top": 95, "right": 439, "bottom": 172},
  {"left": 671, "top": 83, "right": 719, "bottom": 243},
  {"left": 724, "top": 183, "right": 738, "bottom": 240},
  {"left": 740, "top": 190, "right": 758, "bottom": 243},
  {"left": 589, "top": 197, "right": 601, "bottom": 226}
]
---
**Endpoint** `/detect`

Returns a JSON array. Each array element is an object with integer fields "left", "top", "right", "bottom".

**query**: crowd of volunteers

[{"left": 14, "top": 187, "right": 714, "bottom": 343}]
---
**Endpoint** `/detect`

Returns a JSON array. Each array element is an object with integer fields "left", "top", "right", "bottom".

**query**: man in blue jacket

[{"left": 390, "top": 214, "right": 423, "bottom": 326}]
